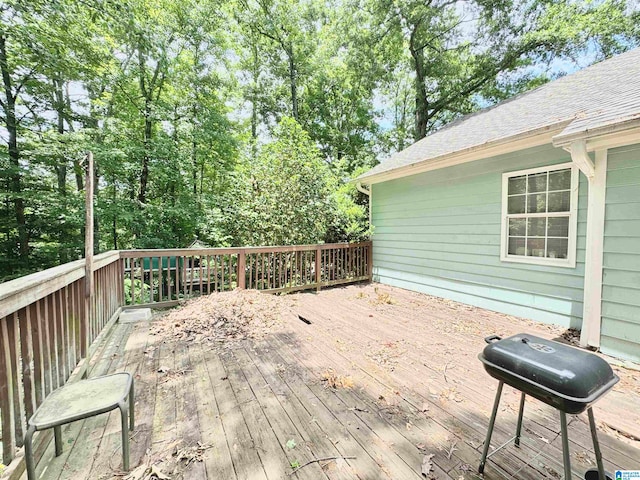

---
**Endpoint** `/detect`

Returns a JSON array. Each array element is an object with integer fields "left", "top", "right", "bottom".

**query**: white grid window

[{"left": 500, "top": 163, "right": 578, "bottom": 268}]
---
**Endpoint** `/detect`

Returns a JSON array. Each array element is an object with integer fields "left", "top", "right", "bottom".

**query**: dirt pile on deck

[{"left": 150, "top": 289, "right": 292, "bottom": 345}]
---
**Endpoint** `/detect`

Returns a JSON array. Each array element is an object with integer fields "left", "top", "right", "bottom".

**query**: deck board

[
  {"left": 25, "top": 283, "right": 640, "bottom": 480},
  {"left": 189, "top": 344, "right": 237, "bottom": 479}
]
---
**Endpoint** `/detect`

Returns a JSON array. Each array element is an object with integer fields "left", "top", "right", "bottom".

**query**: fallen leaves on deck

[
  {"left": 366, "top": 340, "right": 405, "bottom": 371},
  {"left": 372, "top": 287, "right": 396, "bottom": 305},
  {"left": 150, "top": 289, "right": 291, "bottom": 346},
  {"left": 174, "top": 442, "right": 212, "bottom": 466},
  {"left": 123, "top": 464, "right": 170, "bottom": 480},
  {"left": 321, "top": 369, "right": 354, "bottom": 389},
  {"left": 421, "top": 453, "right": 434, "bottom": 477},
  {"left": 120, "top": 442, "right": 212, "bottom": 480}
]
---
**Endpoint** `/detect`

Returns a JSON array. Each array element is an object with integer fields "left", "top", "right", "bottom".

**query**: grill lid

[{"left": 480, "top": 334, "right": 617, "bottom": 402}]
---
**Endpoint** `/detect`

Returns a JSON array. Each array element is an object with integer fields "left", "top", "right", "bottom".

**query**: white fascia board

[
  {"left": 358, "top": 124, "right": 568, "bottom": 185},
  {"left": 553, "top": 120, "right": 640, "bottom": 151}
]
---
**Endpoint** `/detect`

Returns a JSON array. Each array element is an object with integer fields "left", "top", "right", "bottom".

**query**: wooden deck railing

[
  {"left": 0, "top": 251, "right": 122, "bottom": 468},
  {"left": 120, "top": 241, "right": 372, "bottom": 306},
  {"left": 0, "top": 241, "right": 371, "bottom": 469}
]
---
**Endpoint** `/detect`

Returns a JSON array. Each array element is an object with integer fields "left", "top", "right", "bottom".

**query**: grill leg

[
  {"left": 479, "top": 381, "right": 503, "bottom": 474},
  {"left": 560, "top": 411, "right": 572, "bottom": 480},
  {"left": 587, "top": 408, "right": 606, "bottom": 480},
  {"left": 515, "top": 393, "right": 525, "bottom": 447}
]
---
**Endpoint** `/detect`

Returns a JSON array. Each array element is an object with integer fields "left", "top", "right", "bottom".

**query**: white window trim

[{"left": 500, "top": 162, "right": 579, "bottom": 268}]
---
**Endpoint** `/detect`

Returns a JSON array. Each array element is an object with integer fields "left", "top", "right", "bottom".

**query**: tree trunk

[
  {"left": 53, "top": 77, "right": 67, "bottom": 195},
  {"left": 409, "top": 27, "right": 429, "bottom": 141},
  {"left": 191, "top": 104, "right": 198, "bottom": 196},
  {"left": 0, "top": 34, "right": 29, "bottom": 266},
  {"left": 287, "top": 44, "right": 299, "bottom": 121},
  {"left": 251, "top": 42, "right": 259, "bottom": 153},
  {"left": 53, "top": 76, "right": 70, "bottom": 263},
  {"left": 111, "top": 175, "right": 118, "bottom": 250},
  {"left": 139, "top": 97, "right": 152, "bottom": 204}
]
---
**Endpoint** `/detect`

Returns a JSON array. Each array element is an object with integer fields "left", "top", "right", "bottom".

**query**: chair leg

[
  {"left": 119, "top": 401, "right": 130, "bottom": 471},
  {"left": 54, "top": 425, "right": 63, "bottom": 456},
  {"left": 129, "top": 379, "right": 135, "bottom": 430},
  {"left": 25, "top": 425, "right": 37, "bottom": 480},
  {"left": 515, "top": 393, "right": 526, "bottom": 447},
  {"left": 587, "top": 408, "right": 606, "bottom": 480},
  {"left": 560, "top": 411, "right": 572, "bottom": 480},
  {"left": 479, "top": 381, "right": 503, "bottom": 474}
]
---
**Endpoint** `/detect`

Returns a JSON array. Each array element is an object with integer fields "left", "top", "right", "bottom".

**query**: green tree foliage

[
  {"left": 226, "top": 118, "right": 332, "bottom": 246},
  {"left": 0, "top": 0, "right": 638, "bottom": 280},
  {"left": 368, "top": 0, "right": 640, "bottom": 143}
]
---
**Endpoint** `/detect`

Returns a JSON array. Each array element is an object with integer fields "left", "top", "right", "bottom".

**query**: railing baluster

[
  {"left": 69, "top": 282, "right": 77, "bottom": 368},
  {"left": 0, "top": 314, "right": 17, "bottom": 463},
  {"left": 29, "top": 302, "right": 44, "bottom": 408},
  {"left": 223, "top": 254, "right": 228, "bottom": 291},
  {"left": 46, "top": 294, "right": 59, "bottom": 389},
  {"left": 18, "top": 307, "right": 36, "bottom": 424},
  {"left": 9, "top": 313, "right": 25, "bottom": 446},
  {"left": 63, "top": 285, "right": 72, "bottom": 378},
  {"left": 54, "top": 290, "right": 68, "bottom": 385},
  {"left": 206, "top": 255, "right": 210, "bottom": 295}
]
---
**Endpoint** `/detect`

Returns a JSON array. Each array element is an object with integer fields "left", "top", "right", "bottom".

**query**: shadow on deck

[{"left": 25, "top": 284, "right": 640, "bottom": 480}]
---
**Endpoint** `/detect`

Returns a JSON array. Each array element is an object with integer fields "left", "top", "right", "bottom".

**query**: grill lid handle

[{"left": 484, "top": 335, "right": 502, "bottom": 344}]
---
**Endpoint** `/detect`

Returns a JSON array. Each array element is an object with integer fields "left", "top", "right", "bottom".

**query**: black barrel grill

[{"left": 478, "top": 334, "right": 619, "bottom": 480}]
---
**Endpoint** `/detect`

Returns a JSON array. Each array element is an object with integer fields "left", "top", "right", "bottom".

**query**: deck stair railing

[{"left": 0, "top": 241, "right": 371, "bottom": 472}]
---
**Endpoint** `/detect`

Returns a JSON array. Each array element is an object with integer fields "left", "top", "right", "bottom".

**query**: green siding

[
  {"left": 600, "top": 144, "right": 640, "bottom": 362},
  {"left": 372, "top": 144, "right": 586, "bottom": 329}
]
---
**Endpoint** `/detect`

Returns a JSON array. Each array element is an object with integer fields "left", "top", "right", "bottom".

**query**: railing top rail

[
  {"left": 0, "top": 250, "right": 120, "bottom": 319},
  {"left": 119, "top": 241, "right": 372, "bottom": 258}
]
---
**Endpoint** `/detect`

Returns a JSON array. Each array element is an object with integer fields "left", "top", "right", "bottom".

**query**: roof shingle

[{"left": 360, "top": 48, "right": 640, "bottom": 181}]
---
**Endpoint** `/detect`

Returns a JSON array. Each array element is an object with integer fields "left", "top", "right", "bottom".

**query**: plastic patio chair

[{"left": 24, "top": 372, "right": 134, "bottom": 480}]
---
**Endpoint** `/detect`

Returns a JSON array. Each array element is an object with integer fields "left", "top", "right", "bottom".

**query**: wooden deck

[{"left": 26, "top": 284, "right": 640, "bottom": 480}]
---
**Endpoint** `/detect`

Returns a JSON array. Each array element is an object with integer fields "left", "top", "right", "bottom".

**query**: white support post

[{"left": 580, "top": 149, "right": 607, "bottom": 348}]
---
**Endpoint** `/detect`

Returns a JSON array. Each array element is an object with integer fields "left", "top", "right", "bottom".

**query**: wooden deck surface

[{"left": 27, "top": 284, "right": 640, "bottom": 480}]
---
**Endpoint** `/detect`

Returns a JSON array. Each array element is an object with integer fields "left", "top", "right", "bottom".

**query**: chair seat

[{"left": 29, "top": 373, "right": 132, "bottom": 429}]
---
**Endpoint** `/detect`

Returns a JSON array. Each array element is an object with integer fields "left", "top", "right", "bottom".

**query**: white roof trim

[
  {"left": 553, "top": 119, "right": 640, "bottom": 151},
  {"left": 358, "top": 122, "right": 569, "bottom": 185}
]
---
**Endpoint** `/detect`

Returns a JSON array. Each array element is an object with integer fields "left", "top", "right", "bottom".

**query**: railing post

[
  {"left": 118, "top": 256, "right": 125, "bottom": 307},
  {"left": 315, "top": 247, "right": 321, "bottom": 292},
  {"left": 238, "top": 249, "right": 246, "bottom": 289},
  {"left": 82, "top": 151, "right": 94, "bottom": 358}
]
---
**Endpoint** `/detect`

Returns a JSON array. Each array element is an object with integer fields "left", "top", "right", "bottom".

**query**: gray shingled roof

[{"left": 359, "top": 47, "right": 640, "bottom": 182}]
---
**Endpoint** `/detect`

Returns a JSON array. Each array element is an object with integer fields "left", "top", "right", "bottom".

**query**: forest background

[{"left": 1, "top": 0, "right": 638, "bottom": 281}]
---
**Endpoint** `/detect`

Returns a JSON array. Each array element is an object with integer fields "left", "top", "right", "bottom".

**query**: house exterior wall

[
  {"left": 371, "top": 144, "right": 587, "bottom": 329},
  {"left": 600, "top": 144, "right": 640, "bottom": 361}
]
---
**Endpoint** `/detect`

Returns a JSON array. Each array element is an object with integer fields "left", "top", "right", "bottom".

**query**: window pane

[
  {"left": 527, "top": 238, "right": 545, "bottom": 257},
  {"left": 527, "top": 217, "right": 546, "bottom": 237},
  {"left": 548, "top": 191, "right": 570, "bottom": 212},
  {"left": 527, "top": 173, "right": 547, "bottom": 193},
  {"left": 547, "top": 238, "right": 568, "bottom": 259},
  {"left": 527, "top": 193, "right": 546, "bottom": 213},
  {"left": 509, "top": 218, "right": 526, "bottom": 236},
  {"left": 508, "top": 195, "right": 526, "bottom": 214},
  {"left": 508, "top": 237, "right": 525, "bottom": 256},
  {"left": 548, "top": 217, "right": 569, "bottom": 237},
  {"left": 549, "top": 169, "right": 571, "bottom": 191},
  {"left": 508, "top": 176, "right": 526, "bottom": 195}
]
